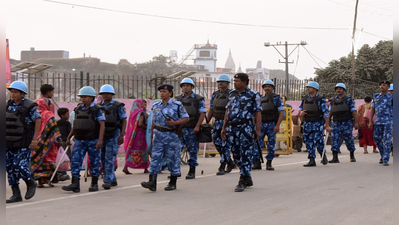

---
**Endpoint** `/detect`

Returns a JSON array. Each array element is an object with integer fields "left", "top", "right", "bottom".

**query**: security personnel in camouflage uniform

[
  {"left": 369, "top": 80, "right": 393, "bottom": 166},
  {"left": 207, "top": 74, "right": 235, "bottom": 175},
  {"left": 328, "top": 83, "right": 359, "bottom": 163},
  {"left": 6, "top": 81, "right": 41, "bottom": 203},
  {"left": 62, "top": 86, "right": 106, "bottom": 193},
  {"left": 221, "top": 73, "right": 262, "bottom": 192},
  {"left": 175, "top": 78, "right": 207, "bottom": 179},
  {"left": 97, "top": 84, "right": 127, "bottom": 190},
  {"left": 253, "top": 80, "right": 284, "bottom": 171},
  {"left": 299, "top": 81, "right": 331, "bottom": 167},
  {"left": 141, "top": 84, "right": 189, "bottom": 191}
]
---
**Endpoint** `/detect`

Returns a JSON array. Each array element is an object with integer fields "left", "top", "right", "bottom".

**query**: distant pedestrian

[{"left": 357, "top": 96, "right": 377, "bottom": 154}]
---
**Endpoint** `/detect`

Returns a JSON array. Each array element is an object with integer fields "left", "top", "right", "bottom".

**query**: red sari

[{"left": 357, "top": 103, "right": 376, "bottom": 148}]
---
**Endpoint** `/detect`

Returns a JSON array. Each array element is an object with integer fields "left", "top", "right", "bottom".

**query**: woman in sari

[
  {"left": 31, "top": 98, "right": 62, "bottom": 187},
  {"left": 123, "top": 99, "right": 149, "bottom": 174},
  {"left": 357, "top": 96, "right": 378, "bottom": 154}
]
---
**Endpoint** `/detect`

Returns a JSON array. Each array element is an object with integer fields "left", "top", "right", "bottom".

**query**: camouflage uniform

[
  {"left": 226, "top": 87, "right": 262, "bottom": 177},
  {"left": 99, "top": 99, "right": 127, "bottom": 185},
  {"left": 371, "top": 92, "right": 393, "bottom": 163}
]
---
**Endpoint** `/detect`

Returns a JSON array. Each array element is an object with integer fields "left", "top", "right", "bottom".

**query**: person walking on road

[
  {"left": 252, "top": 80, "right": 284, "bottom": 171},
  {"left": 6, "top": 81, "right": 41, "bottom": 203},
  {"left": 328, "top": 83, "right": 359, "bottom": 163},
  {"left": 207, "top": 74, "right": 235, "bottom": 175},
  {"left": 97, "top": 84, "right": 127, "bottom": 190},
  {"left": 368, "top": 80, "right": 393, "bottom": 166},
  {"left": 298, "top": 81, "right": 331, "bottom": 167},
  {"left": 62, "top": 86, "right": 105, "bottom": 193},
  {"left": 221, "top": 73, "right": 262, "bottom": 192},
  {"left": 357, "top": 96, "right": 378, "bottom": 154},
  {"left": 175, "top": 78, "right": 207, "bottom": 180},
  {"left": 141, "top": 84, "right": 189, "bottom": 191}
]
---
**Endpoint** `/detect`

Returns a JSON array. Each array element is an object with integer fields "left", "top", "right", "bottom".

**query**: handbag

[
  {"left": 55, "top": 146, "right": 71, "bottom": 172},
  {"left": 198, "top": 116, "right": 213, "bottom": 143}
]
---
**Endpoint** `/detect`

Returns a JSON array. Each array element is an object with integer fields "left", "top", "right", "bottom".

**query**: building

[
  {"left": 21, "top": 48, "right": 69, "bottom": 61},
  {"left": 246, "top": 60, "right": 270, "bottom": 80},
  {"left": 193, "top": 40, "right": 218, "bottom": 72}
]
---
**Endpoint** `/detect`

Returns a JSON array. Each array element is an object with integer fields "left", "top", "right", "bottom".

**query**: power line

[{"left": 43, "top": 0, "right": 349, "bottom": 31}]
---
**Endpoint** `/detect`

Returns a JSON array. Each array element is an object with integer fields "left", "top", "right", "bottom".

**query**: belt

[
  {"left": 228, "top": 119, "right": 252, "bottom": 127},
  {"left": 154, "top": 125, "right": 176, "bottom": 132}
]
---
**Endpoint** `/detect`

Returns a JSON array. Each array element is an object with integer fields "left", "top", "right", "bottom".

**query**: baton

[
  {"left": 48, "top": 146, "right": 70, "bottom": 185},
  {"left": 254, "top": 131, "right": 264, "bottom": 163},
  {"left": 321, "top": 131, "right": 329, "bottom": 165}
]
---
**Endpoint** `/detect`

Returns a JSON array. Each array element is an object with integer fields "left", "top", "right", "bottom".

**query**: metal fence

[{"left": 12, "top": 72, "right": 380, "bottom": 102}]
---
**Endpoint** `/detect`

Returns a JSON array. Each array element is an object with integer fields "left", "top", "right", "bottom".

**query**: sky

[{"left": 5, "top": 0, "right": 393, "bottom": 80}]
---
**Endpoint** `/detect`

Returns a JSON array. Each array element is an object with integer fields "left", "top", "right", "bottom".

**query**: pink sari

[{"left": 124, "top": 99, "right": 149, "bottom": 169}]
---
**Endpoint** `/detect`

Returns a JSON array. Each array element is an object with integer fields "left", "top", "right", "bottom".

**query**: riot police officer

[
  {"left": 97, "top": 84, "right": 127, "bottom": 189},
  {"left": 369, "top": 80, "right": 393, "bottom": 166},
  {"left": 221, "top": 73, "right": 262, "bottom": 192},
  {"left": 141, "top": 84, "right": 189, "bottom": 191},
  {"left": 175, "top": 78, "right": 207, "bottom": 179},
  {"left": 329, "top": 83, "right": 359, "bottom": 163},
  {"left": 207, "top": 74, "right": 235, "bottom": 175},
  {"left": 62, "top": 86, "right": 106, "bottom": 193},
  {"left": 253, "top": 80, "right": 284, "bottom": 171},
  {"left": 6, "top": 81, "right": 41, "bottom": 203},
  {"left": 298, "top": 81, "right": 331, "bottom": 167}
]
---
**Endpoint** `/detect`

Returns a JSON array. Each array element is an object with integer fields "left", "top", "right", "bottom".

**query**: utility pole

[
  {"left": 264, "top": 41, "right": 307, "bottom": 98},
  {"left": 351, "top": 0, "right": 359, "bottom": 98}
]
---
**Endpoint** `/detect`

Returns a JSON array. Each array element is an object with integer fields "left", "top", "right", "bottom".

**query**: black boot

[
  {"left": 303, "top": 157, "right": 316, "bottom": 167},
  {"left": 329, "top": 151, "right": 340, "bottom": 163},
  {"left": 62, "top": 177, "right": 80, "bottom": 193},
  {"left": 225, "top": 158, "right": 236, "bottom": 173},
  {"left": 244, "top": 176, "right": 253, "bottom": 187},
  {"left": 88, "top": 177, "right": 99, "bottom": 192},
  {"left": 216, "top": 163, "right": 226, "bottom": 175},
  {"left": 252, "top": 158, "right": 262, "bottom": 170},
  {"left": 185, "top": 166, "right": 196, "bottom": 179},
  {"left": 320, "top": 153, "right": 328, "bottom": 165},
  {"left": 6, "top": 185, "right": 22, "bottom": 203},
  {"left": 164, "top": 175, "right": 177, "bottom": 191},
  {"left": 350, "top": 151, "right": 356, "bottom": 162},
  {"left": 266, "top": 160, "right": 275, "bottom": 171},
  {"left": 234, "top": 175, "right": 247, "bottom": 192},
  {"left": 24, "top": 178, "right": 37, "bottom": 200},
  {"left": 141, "top": 174, "right": 157, "bottom": 191}
]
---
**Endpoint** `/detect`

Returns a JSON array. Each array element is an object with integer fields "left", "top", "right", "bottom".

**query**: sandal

[
  {"left": 363, "top": 151, "right": 368, "bottom": 154},
  {"left": 122, "top": 167, "right": 132, "bottom": 175}
]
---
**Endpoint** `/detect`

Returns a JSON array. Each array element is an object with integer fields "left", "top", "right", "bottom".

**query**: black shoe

[
  {"left": 225, "top": 158, "right": 236, "bottom": 173},
  {"left": 102, "top": 183, "right": 112, "bottom": 190},
  {"left": 383, "top": 162, "right": 389, "bottom": 166},
  {"left": 266, "top": 160, "right": 275, "bottom": 171},
  {"left": 62, "top": 177, "right": 80, "bottom": 193},
  {"left": 320, "top": 153, "right": 328, "bottom": 165},
  {"left": 216, "top": 163, "right": 226, "bottom": 175},
  {"left": 252, "top": 158, "right": 262, "bottom": 170},
  {"left": 141, "top": 174, "right": 157, "bottom": 191},
  {"left": 6, "top": 185, "right": 23, "bottom": 204},
  {"left": 234, "top": 175, "right": 247, "bottom": 192},
  {"left": 164, "top": 175, "right": 177, "bottom": 191},
  {"left": 303, "top": 158, "right": 316, "bottom": 167},
  {"left": 350, "top": 151, "right": 356, "bottom": 162},
  {"left": 88, "top": 177, "right": 99, "bottom": 192},
  {"left": 244, "top": 176, "right": 253, "bottom": 187},
  {"left": 185, "top": 166, "right": 196, "bottom": 179},
  {"left": 111, "top": 181, "right": 118, "bottom": 187},
  {"left": 329, "top": 151, "right": 340, "bottom": 163},
  {"left": 379, "top": 158, "right": 383, "bottom": 164},
  {"left": 24, "top": 178, "right": 37, "bottom": 200}
]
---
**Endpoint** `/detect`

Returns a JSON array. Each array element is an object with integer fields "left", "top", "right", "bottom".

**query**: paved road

[{"left": 6, "top": 148, "right": 393, "bottom": 225}]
